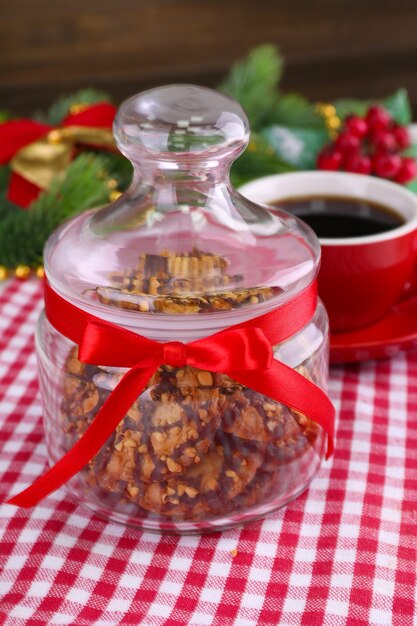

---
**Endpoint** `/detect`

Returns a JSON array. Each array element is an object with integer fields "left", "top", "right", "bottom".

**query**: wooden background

[{"left": 2, "top": 0, "right": 417, "bottom": 115}]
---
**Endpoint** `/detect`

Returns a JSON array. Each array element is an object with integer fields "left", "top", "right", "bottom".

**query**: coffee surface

[{"left": 272, "top": 195, "right": 404, "bottom": 238}]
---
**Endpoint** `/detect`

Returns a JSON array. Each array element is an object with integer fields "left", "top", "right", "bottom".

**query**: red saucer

[{"left": 330, "top": 295, "right": 417, "bottom": 363}]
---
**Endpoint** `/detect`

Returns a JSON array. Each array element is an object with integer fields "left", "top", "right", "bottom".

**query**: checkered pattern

[{"left": 1, "top": 278, "right": 417, "bottom": 626}]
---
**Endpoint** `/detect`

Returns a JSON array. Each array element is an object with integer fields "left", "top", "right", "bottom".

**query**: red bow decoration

[
  {"left": 0, "top": 102, "right": 116, "bottom": 208},
  {"left": 7, "top": 278, "right": 335, "bottom": 508}
]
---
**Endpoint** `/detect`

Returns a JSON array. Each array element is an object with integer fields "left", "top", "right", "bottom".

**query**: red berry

[
  {"left": 335, "top": 131, "right": 361, "bottom": 153},
  {"left": 344, "top": 152, "right": 372, "bottom": 175},
  {"left": 392, "top": 125, "right": 411, "bottom": 149},
  {"left": 366, "top": 105, "right": 391, "bottom": 132},
  {"left": 372, "top": 153, "right": 402, "bottom": 179},
  {"left": 317, "top": 147, "right": 343, "bottom": 171},
  {"left": 345, "top": 115, "right": 368, "bottom": 138},
  {"left": 371, "top": 129, "right": 397, "bottom": 153},
  {"left": 394, "top": 157, "right": 417, "bottom": 183}
]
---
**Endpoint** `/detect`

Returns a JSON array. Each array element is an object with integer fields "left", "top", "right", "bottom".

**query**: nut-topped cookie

[
  {"left": 96, "top": 249, "right": 280, "bottom": 314},
  {"left": 60, "top": 345, "right": 323, "bottom": 523}
]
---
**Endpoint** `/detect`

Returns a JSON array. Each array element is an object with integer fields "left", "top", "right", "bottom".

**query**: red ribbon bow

[
  {"left": 7, "top": 278, "right": 335, "bottom": 508},
  {"left": 0, "top": 102, "right": 116, "bottom": 207}
]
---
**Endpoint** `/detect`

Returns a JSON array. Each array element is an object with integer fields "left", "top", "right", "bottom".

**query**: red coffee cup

[{"left": 239, "top": 172, "right": 417, "bottom": 332}]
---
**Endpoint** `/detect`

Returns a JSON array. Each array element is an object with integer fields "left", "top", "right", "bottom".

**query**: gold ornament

[
  {"left": 11, "top": 138, "right": 72, "bottom": 190},
  {"left": 10, "top": 126, "right": 115, "bottom": 193},
  {"left": 15, "top": 265, "right": 31, "bottom": 280},
  {"left": 36, "top": 266, "right": 45, "bottom": 279}
]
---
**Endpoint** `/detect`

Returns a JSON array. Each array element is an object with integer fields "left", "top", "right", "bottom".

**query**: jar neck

[
  {"left": 121, "top": 167, "right": 231, "bottom": 220},
  {"left": 131, "top": 156, "right": 232, "bottom": 186}
]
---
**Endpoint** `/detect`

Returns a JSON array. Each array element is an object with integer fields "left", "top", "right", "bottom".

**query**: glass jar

[{"left": 35, "top": 85, "right": 331, "bottom": 533}]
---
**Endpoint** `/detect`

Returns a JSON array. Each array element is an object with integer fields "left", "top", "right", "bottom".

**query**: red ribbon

[
  {"left": 0, "top": 102, "right": 116, "bottom": 207},
  {"left": 7, "top": 278, "right": 335, "bottom": 508}
]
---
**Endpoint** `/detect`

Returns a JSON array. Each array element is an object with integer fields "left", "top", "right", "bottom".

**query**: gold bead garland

[{"left": 0, "top": 266, "right": 45, "bottom": 281}]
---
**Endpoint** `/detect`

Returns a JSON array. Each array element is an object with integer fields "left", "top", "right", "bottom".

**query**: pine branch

[
  {"left": 218, "top": 45, "right": 283, "bottom": 130},
  {"left": 0, "top": 154, "right": 113, "bottom": 267}
]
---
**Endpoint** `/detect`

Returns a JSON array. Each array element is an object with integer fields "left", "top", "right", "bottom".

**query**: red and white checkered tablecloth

[{"left": 1, "top": 278, "right": 416, "bottom": 626}]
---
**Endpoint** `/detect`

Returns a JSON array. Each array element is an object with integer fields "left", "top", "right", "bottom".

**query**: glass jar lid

[{"left": 45, "top": 85, "right": 320, "bottom": 337}]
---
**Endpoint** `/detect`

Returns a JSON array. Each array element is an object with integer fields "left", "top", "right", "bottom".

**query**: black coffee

[{"left": 271, "top": 195, "right": 405, "bottom": 238}]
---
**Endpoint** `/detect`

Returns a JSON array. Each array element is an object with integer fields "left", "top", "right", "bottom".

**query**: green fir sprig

[
  {"left": 219, "top": 44, "right": 283, "bottom": 130},
  {"left": 0, "top": 155, "right": 118, "bottom": 267}
]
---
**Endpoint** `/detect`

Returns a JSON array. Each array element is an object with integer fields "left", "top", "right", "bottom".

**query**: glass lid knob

[{"left": 113, "top": 84, "right": 250, "bottom": 161}]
